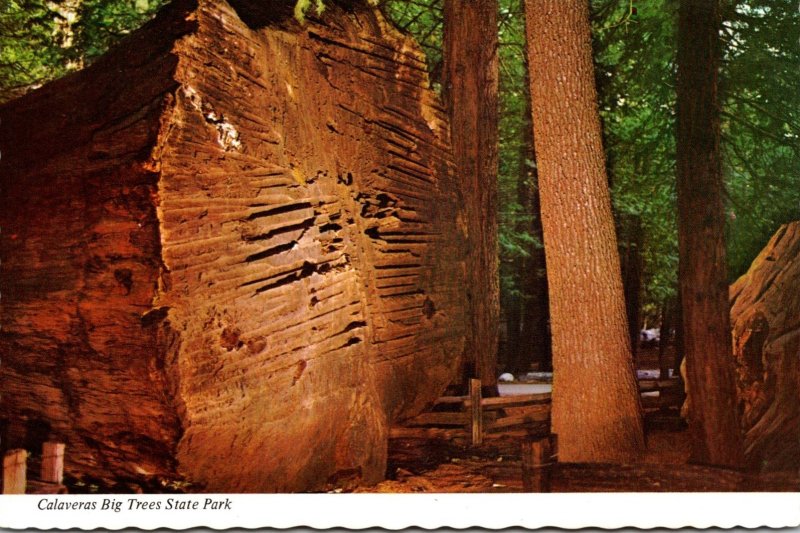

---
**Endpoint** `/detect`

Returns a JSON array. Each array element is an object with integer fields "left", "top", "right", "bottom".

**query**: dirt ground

[{"left": 354, "top": 344, "right": 796, "bottom": 493}]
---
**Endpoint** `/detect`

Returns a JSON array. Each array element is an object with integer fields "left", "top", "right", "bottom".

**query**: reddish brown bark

[
  {"left": 0, "top": 0, "right": 466, "bottom": 492},
  {"left": 524, "top": 0, "right": 644, "bottom": 462},
  {"left": 442, "top": 0, "right": 500, "bottom": 391},
  {"left": 676, "top": 0, "right": 745, "bottom": 468},
  {"left": 730, "top": 222, "right": 800, "bottom": 472}
]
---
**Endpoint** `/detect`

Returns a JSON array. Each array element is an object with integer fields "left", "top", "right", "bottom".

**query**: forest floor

[{"left": 354, "top": 346, "right": 799, "bottom": 493}]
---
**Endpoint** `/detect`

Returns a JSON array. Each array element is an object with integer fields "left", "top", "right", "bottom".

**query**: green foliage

[
  {"left": 382, "top": 0, "right": 443, "bottom": 86},
  {"left": 1, "top": 0, "right": 66, "bottom": 100},
  {"left": 3, "top": 0, "right": 797, "bottom": 325},
  {"left": 593, "top": 0, "right": 800, "bottom": 315},
  {"left": 720, "top": 1, "right": 800, "bottom": 279},
  {"left": 294, "top": 0, "right": 325, "bottom": 23},
  {"left": 0, "top": 0, "right": 165, "bottom": 102},
  {"left": 592, "top": 0, "right": 681, "bottom": 310}
]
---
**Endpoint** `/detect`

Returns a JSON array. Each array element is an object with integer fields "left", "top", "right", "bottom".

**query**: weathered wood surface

[
  {"left": 521, "top": 435, "right": 556, "bottom": 492},
  {"left": 3, "top": 449, "right": 27, "bottom": 494},
  {"left": 434, "top": 392, "right": 551, "bottom": 409},
  {"left": 470, "top": 379, "right": 483, "bottom": 445},
  {"left": 730, "top": 222, "right": 800, "bottom": 472},
  {"left": 41, "top": 442, "right": 65, "bottom": 484},
  {"left": 0, "top": 0, "right": 465, "bottom": 492}
]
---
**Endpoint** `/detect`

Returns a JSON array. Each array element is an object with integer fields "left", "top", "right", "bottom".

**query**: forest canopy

[{"left": 1, "top": 0, "right": 797, "bottom": 325}]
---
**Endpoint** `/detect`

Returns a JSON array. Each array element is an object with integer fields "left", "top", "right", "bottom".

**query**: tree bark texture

[
  {"left": 442, "top": 0, "right": 500, "bottom": 390},
  {"left": 730, "top": 222, "right": 800, "bottom": 472},
  {"left": 676, "top": 0, "right": 745, "bottom": 468},
  {"left": 524, "top": 0, "right": 644, "bottom": 462},
  {"left": 0, "top": 0, "right": 466, "bottom": 492}
]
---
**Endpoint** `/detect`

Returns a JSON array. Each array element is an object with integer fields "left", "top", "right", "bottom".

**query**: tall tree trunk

[
  {"left": 619, "top": 214, "right": 643, "bottom": 362},
  {"left": 676, "top": 0, "right": 745, "bottom": 467},
  {"left": 524, "top": 0, "right": 644, "bottom": 462},
  {"left": 443, "top": 0, "right": 500, "bottom": 392},
  {"left": 518, "top": 31, "right": 551, "bottom": 374},
  {"left": 504, "top": 69, "right": 532, "bottom": 377}
]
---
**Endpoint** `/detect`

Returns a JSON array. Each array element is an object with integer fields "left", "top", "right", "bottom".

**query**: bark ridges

[
  {"left": 0, "top": 0, "right": 465, "bottom": 492},
  {"left": 730, "top": 222, "right": 800, "bottom": 472}
]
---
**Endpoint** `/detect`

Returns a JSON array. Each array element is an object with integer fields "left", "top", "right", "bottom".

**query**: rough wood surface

[
  {"left": 730, "top": 222, "right": 800, "bottom": 472},
  {"left": 676, "top": 0, "right": 744, "bottom": 468},
  {"left": 0, "top": 0, "right": 465, "bottom": 492},
  {"left": 41, "top": 442, "right": 65, "bottom": 484},
  {"left": 442, "top": 0, "right": 500, "bottom": 389},
  {"left": 3, "top": 450, "right": 27, "bottom": 494},
  {"left": 521, "top": 436, "right": 554, "bottom": 492},
  {"left": 525, "top": 0, "right": 645, "bottom": 463},
  {"left": 470, "top": 378, "right": 483, "bottom": 445}
]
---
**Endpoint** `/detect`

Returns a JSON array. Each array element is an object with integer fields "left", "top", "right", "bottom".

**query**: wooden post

[
  {"left": 521, "top": 434, "right": 557, "bottom": 492},
  {"left": 3, "top": 449, "right": 28, "bottom": 494},
  {"left": 470, "top": 378, "right": 483, "bottom": 446},
  {"left": 41, "top": 442, "right": 65, "bottom": 484}
]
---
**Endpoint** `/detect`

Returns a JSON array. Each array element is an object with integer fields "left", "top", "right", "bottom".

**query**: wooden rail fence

[{"left": 391, "top": 376, "right": 685, "bottom": 444}]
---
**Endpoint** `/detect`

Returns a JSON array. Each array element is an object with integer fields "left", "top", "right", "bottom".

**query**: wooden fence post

[
  {"left": 521, "top": 434, "right": 557, "bottom": 492},
  {"left": 3, "top": 449, "right": 28, "bottom": 494},
  {"left": 41, "top": 442, "right": 65, "bottom": 484},
  {"left": 470, "top": 378, "right": 483, "bottom": 446}
]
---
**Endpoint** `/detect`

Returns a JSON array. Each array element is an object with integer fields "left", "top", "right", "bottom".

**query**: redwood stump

[
  {"left": 0, "top": 0, "right": 465, "bottom": 492},
  {"left": 730, "top": 222, "right": 800, "bottom": 472}
]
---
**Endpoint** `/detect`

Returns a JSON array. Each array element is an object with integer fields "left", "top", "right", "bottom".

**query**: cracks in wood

[
  {"left": 244, "top": 240, "right": 298, "bottom": 263},
  {"left": 247, "top": 201, "right": 314, "bottom": 220},
  {"left": 181, "top": 85, "right": 241, "bottom": 151}
]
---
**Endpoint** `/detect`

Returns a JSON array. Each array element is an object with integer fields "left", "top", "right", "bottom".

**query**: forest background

[{"left": 2, "top": 0, "right": 798, "bottom": 371}]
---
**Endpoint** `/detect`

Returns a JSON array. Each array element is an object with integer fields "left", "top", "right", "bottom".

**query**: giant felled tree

[
  {"left": 524, "top": 0, "right": 645, "bottom": 462},
  {"left": 676, "top": 0, "right": 744, "bottom": 467},
  {"left": 442, "top": 0, "right": 500, "bottom": 391}
]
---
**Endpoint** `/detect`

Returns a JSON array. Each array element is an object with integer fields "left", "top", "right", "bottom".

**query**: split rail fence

[{"left": 391, "top": 376, "right": 684, "bottom": 445}]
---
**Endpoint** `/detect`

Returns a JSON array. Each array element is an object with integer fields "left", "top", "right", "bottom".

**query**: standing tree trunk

[
  {"left": 619, "top": 214, "right": 643, "bottom": 363},
  {"left": 676, "top": 0, "right": 745, "bottom": 467},
  {"left": 518, "top": 31, "right": 551, "bottom": 374},
  {"left": 524, "top": 0, "right": 644, "bottom": 462},
  {"left": 443, "top": 0, "right": 500, "bottom": 392}
]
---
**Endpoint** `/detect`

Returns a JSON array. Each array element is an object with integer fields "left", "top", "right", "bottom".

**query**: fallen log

[{"left": 0, "top": 0, "right": 466, "bottom": 492}]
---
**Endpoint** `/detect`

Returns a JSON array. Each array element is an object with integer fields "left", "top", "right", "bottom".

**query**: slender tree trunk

[
  {"left": 506, "top": 66, "right": 533, "bottom": 377},
  {"left": 443, "top": 0, "right": 500, "bottom": 392},
  {"left": 676, "top": 0, "right": 744, "bottom": 467},
  {"left": 518, "top": 33, "right": 551, "bottom": 374},
  {"left": 619, "top": 214, "right": 643, "bottom": 362},
  {"left": 524, "top": 0, "right": 644, "bottom": 462}
]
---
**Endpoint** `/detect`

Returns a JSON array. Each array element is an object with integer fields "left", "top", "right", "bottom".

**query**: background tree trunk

[
  {"left": 619, "top": 214, "right": 643, "bottom": 362},
  {"left": 676, "top": 0, "right": 745, "bottom": 467},
  {"left": 443, "top": 0, "right": 500, "bottom": 392},
  {"left": 517, "top": 30, "right": 552, "bottom": 375},
  {"left": 524, "top": 0, "right": 644, "bottom": 462}
]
